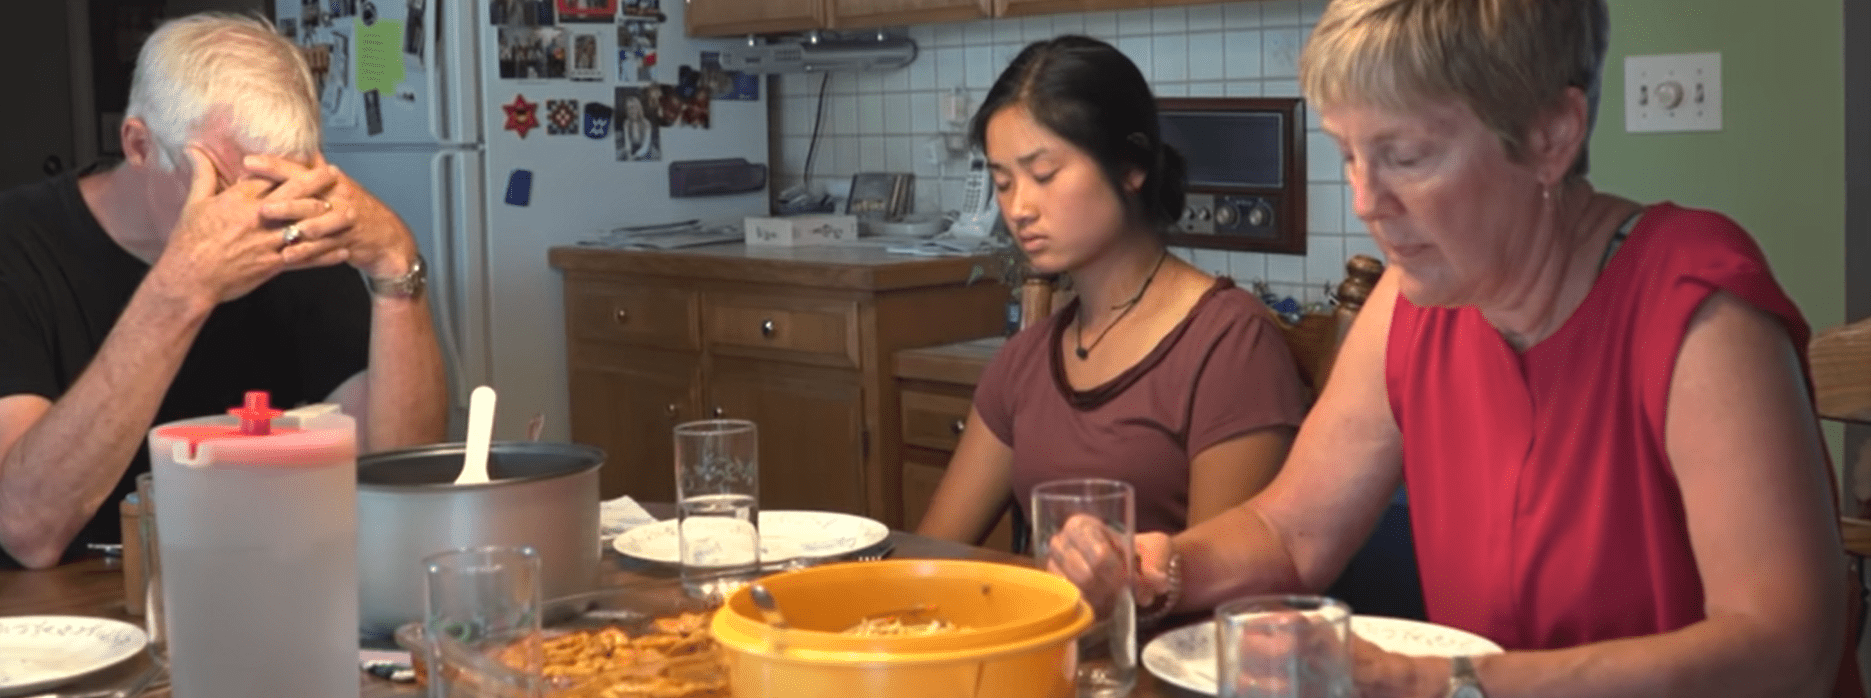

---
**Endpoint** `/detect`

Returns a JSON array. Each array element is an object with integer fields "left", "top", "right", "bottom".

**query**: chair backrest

[
  {"left": 1809, "top": 316, "right": 1871, "bottom": 537},
  {"left": 1020, "top": 254, "right": 1386, "bottom": 399}
]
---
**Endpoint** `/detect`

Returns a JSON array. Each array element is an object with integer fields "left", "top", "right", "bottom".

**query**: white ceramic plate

[
  {"left": 611, "top": 510, "right": 889, "bottom": 565},
  {"left": 1142, "top": 616, "right": 1504, "bottom": 695},
  {"left": 0, "top": 616, "right": 148, "bottom": 697}
]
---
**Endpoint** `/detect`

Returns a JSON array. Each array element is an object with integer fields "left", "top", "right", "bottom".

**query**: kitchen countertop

[{"left": 549, "top": 242, "right": 1002, "bottom": 292}]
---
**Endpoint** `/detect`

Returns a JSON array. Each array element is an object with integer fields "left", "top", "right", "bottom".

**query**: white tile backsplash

[
  {"left": 1224, "top": 29, "right": 1262, "bottom": 79},
  {"left": 1187, "top": 4, "right": 1226, "bottom": 30},
  {"left": 765, "top": 2, "right": 1357, "bottom": 292},
  {"left": 1152, "top": 6, "right": 1188, "bottom": 34},
  {"left": 1151, "top": 35, "right": 1189, "bottom": 82},
  {"left": 1188, "top": 31, "right": 1226, "bottom": 81}
]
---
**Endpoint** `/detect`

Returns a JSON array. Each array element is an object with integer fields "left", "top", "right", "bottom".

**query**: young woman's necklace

[{"left": 1075, "top": 249, "right": 1170, "bottom": 360}]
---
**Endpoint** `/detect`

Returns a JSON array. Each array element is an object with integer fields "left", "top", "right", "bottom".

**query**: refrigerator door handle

[
  {"left": 427, "top": 36, "right": 448, "bottom": 143},
  {"left": 430, "top": 150, "right": 471, "bottom": 409}
]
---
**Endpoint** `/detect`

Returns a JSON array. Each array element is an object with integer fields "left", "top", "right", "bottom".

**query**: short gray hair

[{"left": 126, "top": 13, "right": 320, "bottom": 171}]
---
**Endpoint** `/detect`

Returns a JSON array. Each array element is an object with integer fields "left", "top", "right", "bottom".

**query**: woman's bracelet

[{"left": 1137, "top": 550, "right": 1183, "bottom": 627}]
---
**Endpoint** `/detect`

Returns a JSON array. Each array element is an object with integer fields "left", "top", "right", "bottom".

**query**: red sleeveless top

[{"left": 1386, "top": 203, "right": 1860, "bottom": 695}]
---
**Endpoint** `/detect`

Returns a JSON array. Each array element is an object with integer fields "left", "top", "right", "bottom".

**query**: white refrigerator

[{"left": 276, "top": 0, "right": 769, "bottom": 439}]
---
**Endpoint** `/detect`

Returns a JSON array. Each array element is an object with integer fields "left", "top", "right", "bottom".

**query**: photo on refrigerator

[{"left": 615, "top": 87, "right": 660, "bottom": 161}]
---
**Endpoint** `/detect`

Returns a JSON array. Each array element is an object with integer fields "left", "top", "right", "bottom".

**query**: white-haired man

[{"left": 0, "top": 13, "right": 446, "bottom": 569}]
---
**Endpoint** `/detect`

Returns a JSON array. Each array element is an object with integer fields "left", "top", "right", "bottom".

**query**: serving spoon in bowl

[{"left": 454, "top": 386, "right": 497, "bottom": 485}]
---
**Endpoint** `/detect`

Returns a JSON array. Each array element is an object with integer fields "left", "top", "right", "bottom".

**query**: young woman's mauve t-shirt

[{"left": 974, "top": 278, "right": 1310, "bottom": 534}]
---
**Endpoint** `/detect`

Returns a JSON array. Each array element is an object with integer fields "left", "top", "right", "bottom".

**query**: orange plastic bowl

[{"left": 711, "top": 559, "right": 1092, "bottom": 698}]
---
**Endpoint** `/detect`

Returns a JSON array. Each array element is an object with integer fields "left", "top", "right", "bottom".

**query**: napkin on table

[{"left": 601, "top": 494, "right": 657, "bottom": 539}]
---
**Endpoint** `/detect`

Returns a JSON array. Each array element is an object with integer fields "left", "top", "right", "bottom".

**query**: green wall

[{"left": 1592, "top": 0, "right": 1846, "bottom": 330}]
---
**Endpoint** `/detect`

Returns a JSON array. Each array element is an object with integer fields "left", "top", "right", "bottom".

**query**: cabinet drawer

[
  {"left": 900, "top": 390, "right": 973, "bottom": 452},
  {"left": 706, "top": 295, "right": 859, "bottom": 367},
  {"left": 566, "top": 280, "right": 699, "bottom": 351}
]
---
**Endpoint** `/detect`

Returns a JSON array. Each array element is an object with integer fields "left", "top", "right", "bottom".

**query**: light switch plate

[{"left": 1624, "top": 52, "right": 1722, "bottom": 133}]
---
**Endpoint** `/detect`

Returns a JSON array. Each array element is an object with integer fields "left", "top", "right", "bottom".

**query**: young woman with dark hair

[{"left": 915, "top": 36, "right": 1310, "bottom": 547}]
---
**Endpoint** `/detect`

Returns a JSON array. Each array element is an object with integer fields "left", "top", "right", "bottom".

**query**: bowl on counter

[
  {"left": 358, "top": 441, "right": 604, "bottom": 644},
  {"left": 399, "top": 579, "right": 729, "bottom": 698},
  {"left": 711, "top": 559, "right": 1092, "bottom": 698}
]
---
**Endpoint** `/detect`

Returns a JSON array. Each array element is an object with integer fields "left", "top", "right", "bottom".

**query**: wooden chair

[
  {"left": 1809, "top": 317, "right": 1871, "bottom": 556},
  {"left": 1019, "top": 254, "right": 1387, "bottom": 397}
]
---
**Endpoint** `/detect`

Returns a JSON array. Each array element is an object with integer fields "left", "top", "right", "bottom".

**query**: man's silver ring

[
  {"left": 282, "top": 224, "right": 304, "bottom": 246},
  {"left": 323, "top": 200, "right": 332, "bottom": 212}
]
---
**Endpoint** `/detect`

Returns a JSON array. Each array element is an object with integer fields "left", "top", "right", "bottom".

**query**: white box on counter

[{"left": 743, "top": 214, "right": 858, "bottom": 246}]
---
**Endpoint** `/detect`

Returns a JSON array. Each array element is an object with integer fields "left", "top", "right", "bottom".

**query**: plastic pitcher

[{"left": 148, "top": 391, "right": 359, "bottom": 698}]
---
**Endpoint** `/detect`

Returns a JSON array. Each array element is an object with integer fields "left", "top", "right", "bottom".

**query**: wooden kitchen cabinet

[
  {"left": 831, "top": 0, "right": 993, "bottom": 30},
  {"left": 893, "top": 337, "right": 1017, "bottom": 552},
  {"left": 686, "top": 0, "right": 824, "bottom": 38},
  {"left": 551, "top": 244, "right": 1007, "bottom": 525}
]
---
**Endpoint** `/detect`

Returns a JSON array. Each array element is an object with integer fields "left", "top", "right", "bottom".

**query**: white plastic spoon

[{"left": 455, "top": 385, "right": 497, "bottom": 485}]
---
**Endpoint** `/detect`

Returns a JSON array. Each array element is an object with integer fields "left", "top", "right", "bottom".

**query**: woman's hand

[
  {"left": 1042, "top": 522, "right": 1180, "bottom": 613},
  {"left": 1348, "top": 633, "right": 1444, "bottom": 698}
]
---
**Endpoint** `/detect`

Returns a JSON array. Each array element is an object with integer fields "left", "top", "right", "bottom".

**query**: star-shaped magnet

[{"left": 503, "top": 94, "right": 540, "bottom": 138}]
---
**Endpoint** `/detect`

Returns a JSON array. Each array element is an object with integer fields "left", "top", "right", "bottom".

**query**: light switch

[{"left": 1624, "top": 52, "right": 1722, "bottom": 133}]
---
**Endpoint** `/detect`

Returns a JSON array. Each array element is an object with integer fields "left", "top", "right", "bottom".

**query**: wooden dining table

[{"left": 0, "top": 514, "right": 1203, "bottom": 698}]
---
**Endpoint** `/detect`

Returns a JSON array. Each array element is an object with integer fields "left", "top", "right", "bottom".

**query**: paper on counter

[{"left": 601, "top": 494, "right": 657, "bottom": 538}]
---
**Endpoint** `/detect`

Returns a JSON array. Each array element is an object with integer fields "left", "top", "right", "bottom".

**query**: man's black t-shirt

[{"left": 0, "top": 168, "right": 370, "bottom": 567}]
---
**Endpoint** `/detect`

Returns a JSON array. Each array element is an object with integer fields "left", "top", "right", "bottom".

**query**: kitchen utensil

[
  {"left": 1032, "top": 478, "right": 1138, "bottom": 697},
  {"left": 712, "top": 559, "right": 1092, "bottom": 698},
  {"left": 749, "top": 583, "right": 790, "bottom": 655},
  {"left": 357, "top": 441, "right": 602, "bottom": 644},
  {"left": 454, "top": 386, "right": 496, "bottom": 485},
  {"left": 147, "top": 394, "right": 358, "bottom": 698}
]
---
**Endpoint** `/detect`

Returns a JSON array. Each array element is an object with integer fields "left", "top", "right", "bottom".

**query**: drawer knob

[
  {"left": 712, "top": 406, "right": 726, "bottom": 418},
  {"left": 613, "top": 308, "right": 629, "bottom": 324},
  {"left": 759, "top": 319, "right": 776, "bottom": 337},
  {"left": 951, "top": 419, "right": 966, "bottom": 435},
  {"left": 665, "top": 403, "right": 679, "bottom": 419}
]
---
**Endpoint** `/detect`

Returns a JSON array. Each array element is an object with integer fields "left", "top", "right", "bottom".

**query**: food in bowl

[
  {"left": 502, "top": 610, "right": 727, "bottom": 698},
  {"left": 842, "top": 605, "right": 967, "bottom": 637}
]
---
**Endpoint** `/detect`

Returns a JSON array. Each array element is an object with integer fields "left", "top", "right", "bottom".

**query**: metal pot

[{"left": 356, "top": 441, "right": 603, "bottom": 642}]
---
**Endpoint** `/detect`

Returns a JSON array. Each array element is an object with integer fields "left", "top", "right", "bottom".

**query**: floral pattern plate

[
  {"left": 0, "top": 616, "right": 148, "bottom": 696},
  {"left": 1142, "top": 616, "right": 1504, "bottom": 695},
  {"left": 611, "top": 510, "right": 889, "bottom": 565}
]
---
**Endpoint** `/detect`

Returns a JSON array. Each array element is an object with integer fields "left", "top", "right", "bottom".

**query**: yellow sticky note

[{"left": 355, "top": 18, "right": 405, "bottom": 95}]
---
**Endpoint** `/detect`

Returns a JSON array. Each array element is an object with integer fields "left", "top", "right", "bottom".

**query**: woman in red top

[{"left": 1048, "top": 0, "right": 1859, "bottom": 696}]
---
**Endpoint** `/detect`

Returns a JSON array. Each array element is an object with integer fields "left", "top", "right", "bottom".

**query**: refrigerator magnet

[
  {"left": 503, "top": 94, "right": 540, "bottom": 138},
  {"left": 546, "top": 99, "right": 579, "bottom": 135},
  {"left": 583, "top": 103, "right": 613, "bottom": 139},
  {"left": 505, "top": 170, "right": 534, "bottom": 207}
]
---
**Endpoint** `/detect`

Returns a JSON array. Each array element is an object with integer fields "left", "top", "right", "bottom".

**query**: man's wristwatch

[
  {"left": 365, "top": 254, "right": 426, "bottom": 299},
  {"left": 1447, "top": 656, "right": 1486, "bottom": 698}
]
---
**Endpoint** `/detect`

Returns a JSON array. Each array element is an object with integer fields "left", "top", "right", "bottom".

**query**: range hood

[{"left": 718, "top": 32, "right": 918, "bottom": 74}]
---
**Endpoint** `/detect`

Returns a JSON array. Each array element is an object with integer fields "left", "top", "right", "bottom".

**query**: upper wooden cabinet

[
  {"left": 833, "top": 0, "right": 994, "bottom": 30},
  {"left": 687, "top": 0, "right": 825, "bottom": 38},
  {"left": 686, "top": 0, "right": 994, "bottom": 36}
]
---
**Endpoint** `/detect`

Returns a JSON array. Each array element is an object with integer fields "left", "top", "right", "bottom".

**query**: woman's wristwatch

[
  {"left": 1446, "top": 656, "right": 1485, "bottom": 698},
  {"left": 1136, "top": 550, "right": 1183, "bottom": 626}
]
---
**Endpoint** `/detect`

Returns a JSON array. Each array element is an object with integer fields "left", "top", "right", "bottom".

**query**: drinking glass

[
  {"left": 1033, "top": 478, "right": 1137, "bottom": 697},
  {"left": 1214, "top": 595, "right": 1354, "bottom": 698},
  {"left": 674, "top": 419, "right": 759, "bottom": 600},
  {"left": 423, "top": 546, "right": 544, "bottom": 697},
  {"left": 136, "top": 472, "right": 167, "bottom": 670}
]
